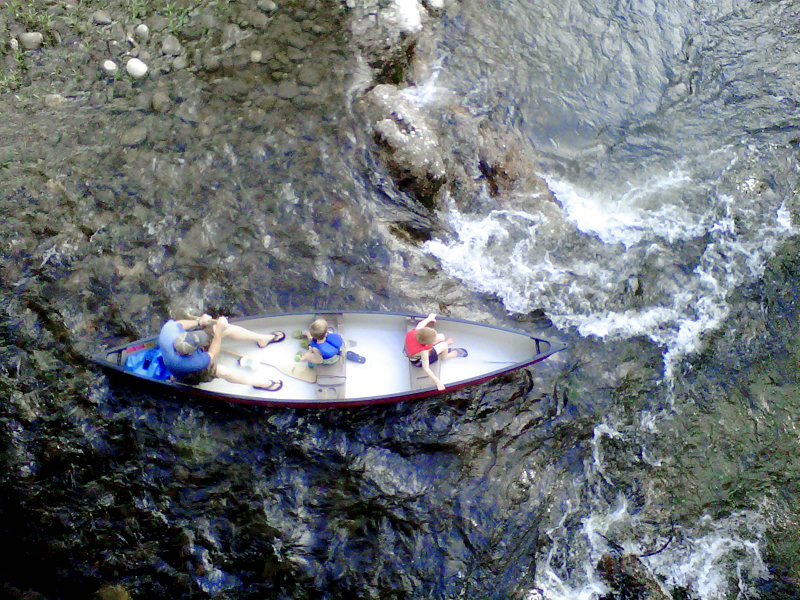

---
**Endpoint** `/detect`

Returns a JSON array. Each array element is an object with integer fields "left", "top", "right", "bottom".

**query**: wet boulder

[
  {"left": 598, "top": 553, "right": 672, "bottom": 600},
  {"left": 348, "top": 0, "right": 429, "bottom": 84},
  {"left": 360, "top": 83, "right": 446, "bottom": 210}
]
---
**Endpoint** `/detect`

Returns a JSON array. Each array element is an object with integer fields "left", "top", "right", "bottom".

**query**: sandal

[
  {"left": 253, "top": 380, "right": 283, "bottom": 392},
  {"left": 258, "top": 331, "right": 286, "bottom": 347},
  {"left": 453, "top": 348, "right": 468, "bottom": 358},
  {"left": 346, "top": 350, "right": 366, "bottom": 363}
]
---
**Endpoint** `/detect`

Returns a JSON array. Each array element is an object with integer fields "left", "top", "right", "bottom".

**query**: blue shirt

[
  {"left": 311, "top": 332, "right": 343, "bottom": 359},
  {"left": 158, "top": 320, "right": 211, "bottom": 377}
]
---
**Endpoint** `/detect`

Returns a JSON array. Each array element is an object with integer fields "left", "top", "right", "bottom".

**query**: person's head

[
  {"left": 173, "top": 330, "right": 210, "bottom": 355},
  {"left": 310, "top": 319, "right": 329, "bottom": 341},
  {"left": 415, "top": 327, "right": 437, "bottom": 345}
]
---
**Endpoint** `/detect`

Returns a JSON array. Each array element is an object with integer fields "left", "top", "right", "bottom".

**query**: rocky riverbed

[{"left": 4, "top": 0, "right": 800, "bottom": 599}]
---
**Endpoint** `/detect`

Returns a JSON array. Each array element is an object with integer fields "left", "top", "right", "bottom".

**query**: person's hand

[
  {"left": 427, "top": 313, "right": 437, "bottom": 321},
  {"left": 198, "top": 314, "right": 214, "bottom": 327},
  {"left": 213, "top": 316, "right": 228, "bottom": 335}
]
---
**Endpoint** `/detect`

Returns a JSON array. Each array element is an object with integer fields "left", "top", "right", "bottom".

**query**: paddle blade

[
  {"left": 261, "top": 359, "right": 317, "bottom": 383},
  {"left": 221, "top": 348, "right": 317, "bottom": 383}
]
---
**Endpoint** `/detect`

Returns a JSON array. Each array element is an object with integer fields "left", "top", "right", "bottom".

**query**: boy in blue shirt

[{"left": 295, "top": 318, "right": 343, "bottom": 367}]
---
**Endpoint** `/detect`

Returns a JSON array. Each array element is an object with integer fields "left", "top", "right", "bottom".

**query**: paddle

[{"left": 221, "top": 348, "right": 317, "bottom": 383}]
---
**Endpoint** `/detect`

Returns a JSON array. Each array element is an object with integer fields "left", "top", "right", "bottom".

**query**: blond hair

[
  {"left": 310, "top": 319, "right": 329, "bottom": 341},
  {"left": 416, "top": 327, "right": 436, "bottom": 345}
]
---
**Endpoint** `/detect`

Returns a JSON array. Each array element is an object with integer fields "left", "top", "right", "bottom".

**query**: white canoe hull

[{"left": 94, "top": 311, "right": 566, "bottom": 408}]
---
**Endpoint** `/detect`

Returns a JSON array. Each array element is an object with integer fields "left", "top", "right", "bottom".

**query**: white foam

[
  {"left": 537, "top": 501, "right": 768, "bottom": 600},
  {"left": 393, "top": 0, "right": 422, "bottom": 31},
  {"left": 426, "top": 170, "right": 795, "bottom": 382}
]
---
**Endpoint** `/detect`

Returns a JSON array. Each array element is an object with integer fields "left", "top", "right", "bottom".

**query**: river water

[{"left": 3, "top": 0, "right": 800, "bottom": 598}]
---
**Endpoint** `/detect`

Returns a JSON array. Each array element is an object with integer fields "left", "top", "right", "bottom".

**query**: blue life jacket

[{"left": 311, "top": 332, "right": 343, "bottom": 359}]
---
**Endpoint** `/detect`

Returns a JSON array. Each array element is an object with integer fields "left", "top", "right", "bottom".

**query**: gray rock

[
  {"left": 286, "top": 32, "right": 310, "bottom": 49},
  {"left": 240, "top": 10, "right": 270, "bottom": 29},
  {"left": 149, "top": 16, "right": 169, "bottom": 32},
  {"left": 161, "top": 34, "right": 182, "bottom": 56},
  {"left": 92, "top": 10, "right": 112, "bottom": 25},
  {"left": 203, "top": 53, "right": 221, "bottom": 71},
  {"left": 120, "top": 125, "right": 148, "bottom": 146},
  {"left": 18, "top": 32, "right": 44, "bottom": 50},
  {"left": 172, "top": 55, "right": 187, "bottom": 70},
  {"left": 175, "top": 101, "right": 201, "bottom": 123},
  {"left": 151, "top": 91, "right": 171, "bottom": 113},
  {"left": 276, "top": 79, "right": 301, "bottom": 99},
  {"left": 298, "top": 65, "right": 322, "bottom": 86},
  {"left": 221, "top": 24, "right": 247, "bottom": 49},
  {"left": 257, "top": 0, "right": 278, "bottom": 12}
]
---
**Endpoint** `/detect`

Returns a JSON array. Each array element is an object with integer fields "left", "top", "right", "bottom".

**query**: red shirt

[{"left": 405, "top": 329, "right": 433, "bottom": 358}]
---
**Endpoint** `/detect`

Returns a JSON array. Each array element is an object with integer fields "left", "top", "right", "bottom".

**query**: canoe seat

[
  {"left": 314, "top": 313, "right": 346, "bottom": 400},
  {"left": 407, "top": 319, "right": 441, "bottom": 391}
]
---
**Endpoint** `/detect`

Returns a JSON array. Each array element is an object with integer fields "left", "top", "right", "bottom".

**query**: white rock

[
  {"left": 134, "top": 24, "right": 150, "bottom": 41},
  {"left": 18, "top": 32, "right": 44, "bottom": 50},
  {"left": 126, "top": 58, "right": 148, "bottom": 79},
  {"left": 250, "top": 50, "right": 262, "bottom": 63},
  {"left": 102, "top": 60, "right": 118, "bottom": 75}
]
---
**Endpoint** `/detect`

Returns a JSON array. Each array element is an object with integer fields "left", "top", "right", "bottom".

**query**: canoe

[{"left": 92, "top": 311, "right": 566, "bottom": 408}]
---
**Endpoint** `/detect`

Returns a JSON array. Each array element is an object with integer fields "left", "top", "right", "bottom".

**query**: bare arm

[
  {"left": 417, "top": 313, "right": 437, "bottom": 329},
  {"left": 421, "top": 350, "right": 445, "bottom": 391},
  {"left": 206, "top": 316, "right": 228, "bottom": 362}
]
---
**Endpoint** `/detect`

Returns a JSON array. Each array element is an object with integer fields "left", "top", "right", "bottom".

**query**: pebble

[
  {"left": 250, "top": 50, "right": 262, "bottom": 63},
  {"left": 93, "top": 10, "right": 112, "bottom": 25},
  {"left": 120, "top": 125, "right": 148, "bottom": 146},
  {"left": 102, "top": 60, "right": 118, "bottom": 75},
  {"left": 151, "top": 91, "right": 172, "bottom": 113},
  {"left": 203, "top": 54, "right": 221, "bottom": 71},
  {"left": 257, "top": 0, "right": 278, "bottom": 12},
  {"left": 298, "top": 66, "right": 322, "bottom": 86},
  {"left": 276, "top": 79, "right": 301, "bottom": 99},
  {"left": 18, "top": 32, "right": 43, "bottom": 50},
  {"left": 126, "top": 58, "right": 148, "bottom": 79},
  {"left": 173, "top": 56, "right": 188, "bottom": 70},
  {"left": 161, "top": 34, "right": 182, "bottom": 56},
  {"left": 44, "top": 94, "right": 67, "bottom": 108},
  {"left": 134, "top": 24, "right": 150, "bottom": 42}
]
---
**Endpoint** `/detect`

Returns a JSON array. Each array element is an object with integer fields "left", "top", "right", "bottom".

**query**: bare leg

[
  {"left": 433, "top": 341, "right": 461, "bottom": 361},
  {"left": 216, "top": 364, "right": 281, "bottom": 390},
  {"left": 222, "top": 324, "right": 279, "bottom": 347}
]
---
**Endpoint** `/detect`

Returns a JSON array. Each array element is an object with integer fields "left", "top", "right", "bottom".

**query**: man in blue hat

[{"left": 158, "top": 314, "right": 286, "bottom": 391}]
